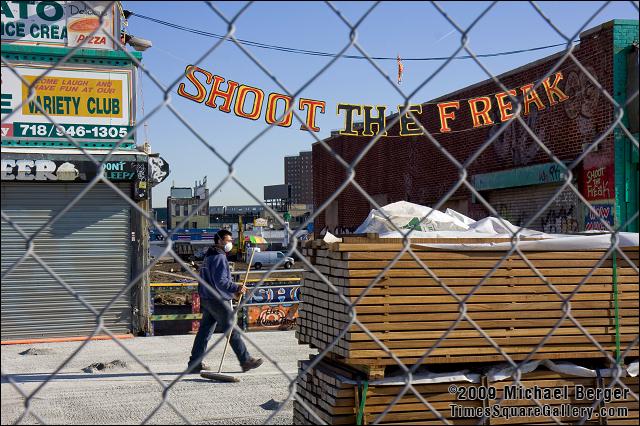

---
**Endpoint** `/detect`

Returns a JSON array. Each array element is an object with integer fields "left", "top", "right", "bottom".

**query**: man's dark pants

[{"left": 188, "top": 297, "right": 249, "bottom": 368}]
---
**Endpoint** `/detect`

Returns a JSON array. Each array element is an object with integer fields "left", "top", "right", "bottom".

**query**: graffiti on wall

[
  {"left": 491, "top": 106, "right": 545, "bottom": 166},
  {"left": 246, "top": 285, "right": 300, "bottom": 305},
  {"left": 585, "top": 203, "right": 615, "bottom": 231},
  {"left": 563, "top": 67, "right": 601, "bottom": 121},
  {"left": 584, "top": 165, "right": 614, "bottom": 200},
  {"left": 244, "top": 304, "right": 298, "bottom": 331},
  {"left": 540, "top": 188, "right": 580, "bottom": 233},
  {"left": 564, "top": 66, "right": 601, "bottom": 149},
  {"left": 541, "top": 204, "right": 579, "bottom": 234},
  {"left": 494, "top": 203, "right": 526, "bottom": 227},
  {"left": 492, "top": 187, "right": 579, "bottom": 233}
]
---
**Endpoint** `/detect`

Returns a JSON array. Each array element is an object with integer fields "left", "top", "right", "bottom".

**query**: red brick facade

[{"left": 313, "top": 23, "right": 615, "bottom": 233}]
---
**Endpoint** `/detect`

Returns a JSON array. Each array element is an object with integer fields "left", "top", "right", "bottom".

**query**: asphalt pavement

[{"left": 1, "top": 331, "right": 316, "bottom": 424}]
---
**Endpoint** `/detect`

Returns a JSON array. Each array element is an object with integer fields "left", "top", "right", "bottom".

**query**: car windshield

[{"left": 277, "top": 252, "right": 284, "bottom": 258}]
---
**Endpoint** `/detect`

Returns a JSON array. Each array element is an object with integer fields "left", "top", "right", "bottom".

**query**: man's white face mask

[{"left": 223, "top": 242, "right": 233, "bottom": 253}]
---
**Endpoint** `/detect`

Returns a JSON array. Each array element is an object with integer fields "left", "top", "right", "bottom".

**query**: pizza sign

[{"left": 0, "top": 1, "right": 119, "bottom": 50}]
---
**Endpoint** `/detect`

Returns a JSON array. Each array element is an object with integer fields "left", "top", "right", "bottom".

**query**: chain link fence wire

[{"left": 1, "top": 1, "right": 639, "bottom": 425}]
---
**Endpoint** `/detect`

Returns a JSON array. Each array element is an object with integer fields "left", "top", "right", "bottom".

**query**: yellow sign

[
  {"left": 254, "top": 218, "right": 268, "bottom": 227},
  {"left": 22, "top": 75, "right": 123, "bottom": 118}
]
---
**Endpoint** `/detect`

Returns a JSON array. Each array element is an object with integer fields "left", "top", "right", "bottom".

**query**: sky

[{"left": 121, "top": 1, "right": 639, "bottom": 208}]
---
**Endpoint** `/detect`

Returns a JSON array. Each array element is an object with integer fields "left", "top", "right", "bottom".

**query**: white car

[{"left": 250, "top": 250, "right": 295, "bottom": 270}]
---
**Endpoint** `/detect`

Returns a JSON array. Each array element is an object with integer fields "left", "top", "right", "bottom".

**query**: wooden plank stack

[
  {"left": 293, "top": 356, "right": 639, "bottom": 425},
  {"left": 297, "top": 236, "right": 639, "bottom": 368},
  {"left": 294, "top": 235, "right": 639, "bottom": 424}
]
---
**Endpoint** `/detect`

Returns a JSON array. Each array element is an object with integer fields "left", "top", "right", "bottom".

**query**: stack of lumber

[
  {"left": 298, "top": 236, "right": 639, "bottom": 368},
  {"left": 293, "top": 356, "right": 639, "bottom": 425}
]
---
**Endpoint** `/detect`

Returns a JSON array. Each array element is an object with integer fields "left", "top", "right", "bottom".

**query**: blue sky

[{"left": 122, "top": 1, "right": 639, "bottom": 208}]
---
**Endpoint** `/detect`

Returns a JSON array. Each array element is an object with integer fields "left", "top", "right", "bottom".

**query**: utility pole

[{"left": 237, "top": 215, "right": 244, "bottom": 261}]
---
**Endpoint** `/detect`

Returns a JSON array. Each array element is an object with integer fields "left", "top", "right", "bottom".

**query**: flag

[{"left": 397, "top": 54, "right": 404, "bottom": 85}]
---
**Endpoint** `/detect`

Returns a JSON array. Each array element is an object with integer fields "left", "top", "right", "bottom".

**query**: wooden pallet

[
  {"left": 298, "top": 240, "right": 639, "bottom": 367},
  {"left": 293, "top": 356, "right": 639, "bottom": 425}
]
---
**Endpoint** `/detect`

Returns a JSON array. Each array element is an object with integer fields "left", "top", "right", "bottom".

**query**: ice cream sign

[{"left": 0, "top": 1, "right": 119, "bottom": 50}]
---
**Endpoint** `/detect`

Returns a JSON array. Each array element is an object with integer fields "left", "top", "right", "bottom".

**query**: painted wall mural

[
  {"left": 244, "top": 304, "right": 298, "bottom": 331},
  {"left": 246, "top": 285, "right": 300, "bottom": 305},
  {"left": 490, "top": 106, "right": 545, "bottom": 166}
]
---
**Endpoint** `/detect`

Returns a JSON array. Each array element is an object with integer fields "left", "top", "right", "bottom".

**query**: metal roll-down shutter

[
  {"left": 1, "top": 182, "right": 132, "bottom": 340},
  {"left": 485, "top": 183, "right": 581, "bottom": 233}
]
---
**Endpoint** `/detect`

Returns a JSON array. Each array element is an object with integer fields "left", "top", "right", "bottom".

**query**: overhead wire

[{"left": 126, "top": 11, "right": 579, "bottom": 61}]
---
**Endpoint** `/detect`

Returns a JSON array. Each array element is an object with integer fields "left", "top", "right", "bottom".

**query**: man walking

[{"left": 188, "top": 230, "right": 263, "bottom": 373}]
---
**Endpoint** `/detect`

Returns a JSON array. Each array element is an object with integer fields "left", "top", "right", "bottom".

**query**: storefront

[
  {"left": 472, "top": 162, "right": 580, "bottom": 233},
  {"left": 1, "top": 150, "right": 150, "bottom": 340},
  {"left": 0, "top": 3, "right": 159, "bottom": 342}
]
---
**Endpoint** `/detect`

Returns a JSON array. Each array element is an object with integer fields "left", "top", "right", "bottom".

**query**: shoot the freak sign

[{"left": 176, "top": 64, "right": 571, "bottom": 137}]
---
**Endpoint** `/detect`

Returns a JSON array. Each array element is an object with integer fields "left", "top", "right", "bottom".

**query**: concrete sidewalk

[{"left": 1, "top": 331, "right": 316, "bottom": 424}]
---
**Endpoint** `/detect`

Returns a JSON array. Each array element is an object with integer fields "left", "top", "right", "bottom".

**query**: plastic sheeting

[
  {"left": 322, "top": 232, "right": 342, "bottom": 243},
  {"left": 335, "top": 360, "right": 639, "bottom": 387},
  {"left": 415, "top": 232, "right": 639, "bottom": 251},
  {"left": 355, "top": 201, "right": 470, "bottom": 234},
  {"left": 445, "top": 208, "right": 476, "bottom": 226},
  {"left": 349, "top": 202, "right": 638, "bottom": 251}
]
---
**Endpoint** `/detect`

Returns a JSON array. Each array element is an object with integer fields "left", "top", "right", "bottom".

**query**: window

[{"left": 174, "top": 204, "right": 180, "bottom": 216}]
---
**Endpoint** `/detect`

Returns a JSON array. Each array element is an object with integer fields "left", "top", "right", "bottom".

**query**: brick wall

[{"left": 314, "top": 22, "right": 616, "bottom": 232}]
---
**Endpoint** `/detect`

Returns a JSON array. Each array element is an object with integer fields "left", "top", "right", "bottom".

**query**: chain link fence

[{"left": 1, "top": 1, "right": 639, "bottom": 425}]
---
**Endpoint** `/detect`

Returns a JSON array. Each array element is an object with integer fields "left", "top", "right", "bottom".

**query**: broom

[{"left": 201, "top": 248, "right": 256, "bottom": 383}]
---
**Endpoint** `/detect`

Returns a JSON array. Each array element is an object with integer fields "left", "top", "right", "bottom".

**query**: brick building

[
  {"left": 285, "top": 151, "right": 314, "bottom": 206},
  {"left": 313, "top": 20, "right": 638, "bottom": 234}
]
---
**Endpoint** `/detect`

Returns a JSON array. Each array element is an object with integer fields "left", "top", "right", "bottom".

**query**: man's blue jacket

[{"left": 199, "top": 247, "right": 239, "bottom": 301}]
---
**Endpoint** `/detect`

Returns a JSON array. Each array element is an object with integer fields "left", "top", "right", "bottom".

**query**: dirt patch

[
  {"left": 19, "top": 348, "right": 54, "bottom": 356},
  {"left": 82, "top": 360, "right": 128, "bottom": 374},
  {"left": 150, "top": 260, "right": 199, "bottom": 283},
  {"left": 154, "top": 292, "right": 191, "bottom": 305}
]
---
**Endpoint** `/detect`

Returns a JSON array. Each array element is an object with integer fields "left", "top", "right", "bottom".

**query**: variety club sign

[
  {"left": 177, "top": 64, "right": 571, "bottom": 136},
  {"left": 0, "top": 1, "right": 119, "bottom": 50},
  {"left": 1, "top": 64, "right": 133, "bottom": 145}
]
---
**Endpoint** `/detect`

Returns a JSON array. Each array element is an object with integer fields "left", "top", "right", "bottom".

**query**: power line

[{"left": 127, "top": 11, "right": 578, "bottom": 61}]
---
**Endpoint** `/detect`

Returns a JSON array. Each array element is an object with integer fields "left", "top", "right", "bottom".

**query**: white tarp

[
  {"left": 415, "top": 232, "right": 639, "bottom": 251},
  {"left": 445, "top": 208, "right": 476, "bottom": 226},
  {"left": 355, "top": 201, "right": 470, "bottom": 234},
  {"left": 322, "top": 232, "right": 342, "bottom": 243},
  {"left": 350, "top": 201, "right": 638, "bottom": 251},
  {"left": 335, "top": 360, "right": 638, "bottom": 386}
]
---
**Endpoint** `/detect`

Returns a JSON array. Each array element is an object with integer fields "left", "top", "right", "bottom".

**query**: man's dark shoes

[
  {"left": 187, "top": 362, "right": 212, "bottom": 373},
  {"left": 241, "top": 357, "right": 263, "bottom": 373}
]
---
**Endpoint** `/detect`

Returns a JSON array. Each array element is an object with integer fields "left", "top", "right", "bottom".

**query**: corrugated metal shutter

[
  {"left": 1, "top": 182, "right": 132, "bottom": 340},
  {"left": 486, "top": 183, "right": 581, "bottom": 233}
]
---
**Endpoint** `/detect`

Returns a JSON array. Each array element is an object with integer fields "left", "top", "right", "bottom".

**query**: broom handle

[{"left": 217, "top": 249, "right": 255, "bottom": 373}]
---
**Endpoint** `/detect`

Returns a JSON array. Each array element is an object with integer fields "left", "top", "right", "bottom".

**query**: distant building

[
  {"left": 264, "top": 183, "right": 292, "bottom": 212},
  {"left": 313, "top": 21, "right": 639, "bottom": 234},
  {"left": 153, "top": 208, "right": 168, "bottom": 224},
  {"left": 209, "top": 205, "right": 264, "bottom": 227},
  {"left": 167, "top": 178, "right": 210, "bottom": 230},
  {"left": 285, "top": 151, "right": 313, "bottom": 206}
]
